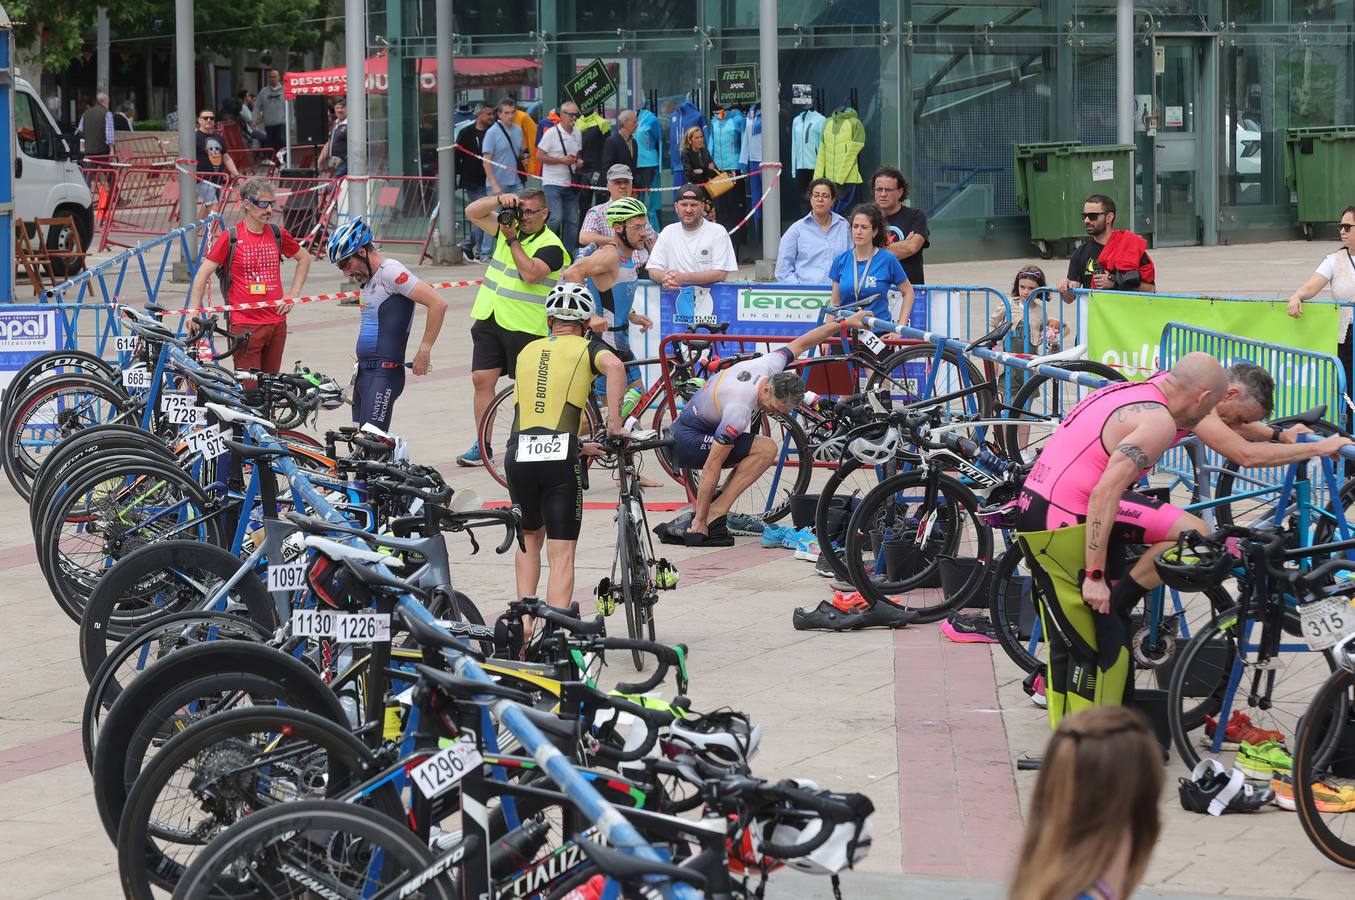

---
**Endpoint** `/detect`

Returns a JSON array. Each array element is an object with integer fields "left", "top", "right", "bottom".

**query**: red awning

[{"left": 283, "top": 56, "right": 541, "bottom": 100}]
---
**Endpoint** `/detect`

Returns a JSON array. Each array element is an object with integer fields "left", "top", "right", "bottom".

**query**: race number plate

[
  {"left": 289, "top": 609, "right": 391, "bottom": 643},
  {"left": 115, "top": 336, "right": 138, "bottom": 354},
  {"left": 160, "top": 393, "right": 203, "bottom": 426},
  {"left": 857, "top": 330, "right": 888, "bottom": 356},
  {"left": 267, "top": 559, "right": 308, "bottom": 592},
  {"left": 187, "top": 426, "right": 226, "bottom": 459},
  {"left": 1299, "top": 595, "right": 1355, "bottom": 650},
  {"left": 410, "top": 740, "right": 483, "bottom": 799},
  {"left": 122, "top": 366, "right": 152, "bottom": 389},
  {"left": 517, "top": 433, "right": 568, "bottom": 461}
]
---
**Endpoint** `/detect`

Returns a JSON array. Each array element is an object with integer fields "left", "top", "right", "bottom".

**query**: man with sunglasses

[
  {"left": 538, "top": 101, "right": 583, "bottom": 251},
  {"left": 459, "top": 188, "right": 572, "bottom": 467},
  {"left": 194, "top": 109, "right": 239, "bottom": 216},
  {"left": 188, "top": 177, "right": 310, "bottom": 373},
  {"left": 1058, "top": 194, "right": 1156, "bottom": 298}
]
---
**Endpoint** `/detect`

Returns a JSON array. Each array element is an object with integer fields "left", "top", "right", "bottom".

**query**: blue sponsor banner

[
  {"left": 657, "top": 282, "right": 928, "bottom": 340},
  {"left": 0, "top": 306, "right": 60, "bottom": 393}
]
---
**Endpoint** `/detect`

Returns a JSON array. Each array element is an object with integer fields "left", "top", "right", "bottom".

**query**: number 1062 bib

[{"left": 517, "top": 433, "right": 568, "bottom": 461}]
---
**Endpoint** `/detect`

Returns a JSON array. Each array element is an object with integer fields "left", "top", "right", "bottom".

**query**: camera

[{"left": 497, "top": 206, "right": 521, "bottom": 228}]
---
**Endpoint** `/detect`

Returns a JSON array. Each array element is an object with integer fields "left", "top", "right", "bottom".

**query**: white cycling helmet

[
  {"left": 847, "top": 426, "right": 900, "bottom": 466},
  {"left": 545, "top": 282, "right": 594, "bottom": 322},
  {"left": 667, "top": 709, "right": 763, "bottom": 768},
  {"left": 753, "top": 778, "right": 874, "bottom": 875}
]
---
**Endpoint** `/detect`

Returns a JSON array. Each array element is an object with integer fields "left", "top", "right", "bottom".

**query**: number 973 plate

[{"left": 1299, "top": 595, "right": 1355, "bottom": 651}]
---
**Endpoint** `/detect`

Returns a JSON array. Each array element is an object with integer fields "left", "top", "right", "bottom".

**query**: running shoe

[
  {"left": 1271, "top": 773, "right": 1355, "bottom": 813},
  {"left": 1237, "top": 739, "right": 1293, "bottom": 780},
  {"left": 760, "top": 525, "right": 788, "bottom": 549},
  {"left": 456, "top": 443, "right": 483, "bottom": 467},
  {"left": 1178, "top": 759, "right": 1275, "bottom": 815},
  {"left": 1025, "top": 672, "right": 1047, "bottom": 709},
  {"left": 831, "top": 590, "right": 871, "bottom": 612},
  {"left": 1201, "top": 711, "right": 1287, "bottom": 752},
  {"left": 781, "top": 527, "right": 821, "bottom": 561},
  {"left": 814, "top": 554, "right": 835, "bottom": 578},
  {"left": 725, "top": 513, "right": 765, "bottom": 536},
  {"left": 830, "top": 577, "right": 854, "bottom": 591},
  {"left": 940, "top": 612, "right": 998, "bottom": 644}
]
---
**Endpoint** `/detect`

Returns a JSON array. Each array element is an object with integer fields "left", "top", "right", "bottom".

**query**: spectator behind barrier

[
  {"left": 1058, "top": 194, "right": 1157, "bottom": 300},
  {"left": 1287, "top": 203, "right": 1355, "bottom": 376},
  {"left": 775, "top": 177, "right": 850, "bottom": 284}
]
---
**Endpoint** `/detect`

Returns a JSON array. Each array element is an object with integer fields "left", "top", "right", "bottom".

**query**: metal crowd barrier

[{"left": 98, "top": 165, "right": 194, "bottom": 252}]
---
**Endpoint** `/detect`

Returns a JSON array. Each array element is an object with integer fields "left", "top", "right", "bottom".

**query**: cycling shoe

[{"left": 792, "top": 599, "right": 865, "bottom": 631}]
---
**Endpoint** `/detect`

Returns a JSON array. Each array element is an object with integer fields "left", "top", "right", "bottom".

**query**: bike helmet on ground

[
  {"left": 751, "top": 779, "right": 875, "bottom": 875},
  {"left": 545, "top": 282, "right": 594, "bottom": 321},
  {"left": 605, "top": 197, "right": 649, "bottom": 226},
  {"left": 847, "top": 425, "right": 900, "bottom": 466},
  {"left": 327, "top": 218, "right": 373, "bottom": 264},
  {"left": 1155, "top": 535, "right": 1233, "bottom": 591}
]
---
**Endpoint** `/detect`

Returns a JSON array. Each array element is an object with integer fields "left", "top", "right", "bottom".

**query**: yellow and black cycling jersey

[{"left": 511, "top": 333, "right": 614, "bottom": 435}]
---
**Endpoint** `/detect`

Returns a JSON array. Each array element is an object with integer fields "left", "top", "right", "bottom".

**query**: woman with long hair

[{"left": 1010, "top": 706, "right": 1164, "bottom": 900}]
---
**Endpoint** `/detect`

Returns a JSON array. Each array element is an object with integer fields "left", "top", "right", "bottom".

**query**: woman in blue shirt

[
  {"left": 775, "top": 178, "right": 851, "bottom": 284},
  {"left": 827, "top": 203, "right": 912, "bottom": 327}
]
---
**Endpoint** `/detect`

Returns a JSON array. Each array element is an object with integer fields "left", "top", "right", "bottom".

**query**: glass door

[{"left": 1153, "top": 39, "right": 1204, "bottom": 246}]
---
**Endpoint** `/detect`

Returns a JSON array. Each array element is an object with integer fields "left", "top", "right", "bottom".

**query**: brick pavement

[{"left": 1, "top": 240, "right": 1347, "bottom": 898}]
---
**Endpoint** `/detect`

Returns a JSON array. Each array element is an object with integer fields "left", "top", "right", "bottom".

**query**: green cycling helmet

[{"left": 605, "top": 197, "right": 649, "bottom": 226}]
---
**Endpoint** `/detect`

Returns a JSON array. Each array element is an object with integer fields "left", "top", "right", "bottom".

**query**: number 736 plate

[{"left": 1299, "top": 595, "right": 1355, "bottom": 650}]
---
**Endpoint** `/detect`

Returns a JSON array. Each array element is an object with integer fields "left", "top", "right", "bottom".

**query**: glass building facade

[{"left": 370, "top": 0, "right": 1355, "bottom": 260}]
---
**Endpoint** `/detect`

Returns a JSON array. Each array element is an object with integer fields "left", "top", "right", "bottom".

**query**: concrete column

[
  {"left": 756, "top": 0, "right": 781, "bottom": 276},
  {"left": 1116, "top": 0, "right": 1133, "bottom": 145},
  {"left": 176, "top": 0, "right": 196, "bottom": 230},
  {"left": 434, "top": 0, "right": 460, "bottom": 263},
  {"left": 96, "top": 9, "right": 110, "bottom": 95},
  {"left": 345, "top": 0, "right": 369, "bottom": 219}
]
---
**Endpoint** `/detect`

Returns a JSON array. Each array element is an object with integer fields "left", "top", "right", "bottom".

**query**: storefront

[{"left": 370, "top": 0, "right": 1355, "bottom": 259}]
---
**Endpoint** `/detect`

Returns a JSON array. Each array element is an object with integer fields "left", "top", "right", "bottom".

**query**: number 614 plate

[{"left": 1299, "top": 595, "right": 1355, "bottom": 650}]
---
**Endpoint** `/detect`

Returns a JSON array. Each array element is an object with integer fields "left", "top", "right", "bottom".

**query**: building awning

[{"left": 283, "top": 56, "right": 541, "bottom": 100}]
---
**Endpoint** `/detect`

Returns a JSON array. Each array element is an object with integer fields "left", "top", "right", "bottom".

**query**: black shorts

[
  {"left": 470, "top": 316, "right": 542, "bottom": 375},
  {"left": 352, "top": 364, "right": 405, "bottom": 430},
  {"left": 505, "top": 434, "right": 583, "bottom": 541},
  {"left": 671, "top": 414, "right": 756, "bottom": 470}
]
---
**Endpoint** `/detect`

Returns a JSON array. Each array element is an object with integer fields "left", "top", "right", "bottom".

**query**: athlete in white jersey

[{"left": 666, "top": 309, "right": 869, "bottom": 546}]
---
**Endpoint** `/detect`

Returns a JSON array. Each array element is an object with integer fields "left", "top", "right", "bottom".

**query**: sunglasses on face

[
  {"left": 246, "top": 197, "right": 275, "bottom": 209},
  {"left": 562, "top": 111, "right": 580, "bottom": 118},
  {"left": 1340, "top": 223, "right": 1355, "bottom": 233},
  {"left": 1083, "top": 212, "right": 1105, "bottom": 220}
]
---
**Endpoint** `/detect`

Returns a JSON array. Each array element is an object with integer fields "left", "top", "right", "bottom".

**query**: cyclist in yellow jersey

[{"left": 508, "top": 282, "right": 627, "bottom": 618}]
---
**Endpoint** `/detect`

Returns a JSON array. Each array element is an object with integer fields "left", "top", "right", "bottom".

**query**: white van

[{"left": 13, "top": 75, "right": 94, "bottom": 275}]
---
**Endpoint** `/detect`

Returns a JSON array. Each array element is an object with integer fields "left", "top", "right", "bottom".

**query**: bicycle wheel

[
  {"left": 1166, "top": 602, "right": 1334, "bottom": 772},
  {"left": 38, "top": 461, "right": 225, "bottom": 624},
  {"left": 682, "top": 413, "right": 810, "bottom": 524},
  {"left": 1002, "top": 360, "right": 1125, "bottom": 465},
  {"left": 92, "top": 641, "right": 346, "bottom": 840},
  {"left": 866, "top": 344, "right": 992, "bottom": 418},
  {"left": 1213, "top": 415, "right": 1350, "bottom": 533},
  {"left": 480, "top": 384, "right": 603, "bottom": 490},
  {"left": 1293, "top": 668, "right": 1355, "bottom": 869},
  {"left": 1, "top": 373, "right": 135, "bottom": 498},
  {"left": 29, "top": 426, "right": 174, "bottom": 524},
  {"left": 117, "top": 707, "right": 391, "bottom": 900},
  {"left": 811, "top": 457, "right": 899, "bottom": 584},
  {"left": 988, "top": 543, "right": 1045, "bottom": 674},
  {"left": 82, "top": 611, "right": 272, "bottom": 772},
  {"left": 0, "top": 349, "right": 116, "bottom": 424},
  {"left": 618, "top": 499, "right": 656, "bottom": 669},
  {"left": 172, "top": 798, "right": 453, "bottom": 900},
  {"left": 842, "top": 470, "right": 992, "bottom": 622}
]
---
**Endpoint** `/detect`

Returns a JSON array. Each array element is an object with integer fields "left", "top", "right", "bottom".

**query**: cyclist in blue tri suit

[{"left": 326, "top": 219, "right": 448, "bottom": 429}]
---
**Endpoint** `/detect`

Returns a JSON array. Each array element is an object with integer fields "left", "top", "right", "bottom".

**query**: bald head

[{"left": 1162, "top": 353, "right": 1229, "bottom": 428}]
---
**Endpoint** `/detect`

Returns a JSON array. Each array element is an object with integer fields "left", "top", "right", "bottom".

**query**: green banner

[{"left": 1086, "top": 291, "right": 1342, "bottom": 419}]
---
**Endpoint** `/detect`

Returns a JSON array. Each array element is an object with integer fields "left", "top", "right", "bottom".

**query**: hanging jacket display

[
  {"left": 791, "top": 109, "right": 827, "bottom": 175},
  {"left": 668, "top": 100, "right": 708, "bottom": 182},
  {"left": 709, "top": 108, "right": 745, "bottom": 172},
  {"left": 635, "top": 107, "right": 664, "bottom": 170},
  {"left": 739, "top": 104, "right": 762, "bottom": 170},
  {"left": 814, "top": 107, "right": 866, "bottom": 185}
]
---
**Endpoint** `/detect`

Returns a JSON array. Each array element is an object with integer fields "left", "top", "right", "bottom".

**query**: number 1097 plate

[{"left": 1299, "top": 595, "right": 1355, "bottom": 650}]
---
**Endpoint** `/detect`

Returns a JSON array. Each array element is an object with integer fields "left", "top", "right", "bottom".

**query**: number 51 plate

[{"left": 1299, "top": 595, "right": 1355, "bottom": 650}]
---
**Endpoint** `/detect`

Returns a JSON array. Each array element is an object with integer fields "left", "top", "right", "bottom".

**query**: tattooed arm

[{"left": 1082, "top": 409, "right": 1176, "bottom": 613}]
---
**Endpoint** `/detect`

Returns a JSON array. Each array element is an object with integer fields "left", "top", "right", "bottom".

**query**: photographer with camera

[{"left": 459, "top": 188, "right": 572, "bottom": 467}]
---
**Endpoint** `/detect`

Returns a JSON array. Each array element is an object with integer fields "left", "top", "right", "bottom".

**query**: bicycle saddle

[
  {"left": 708, "top": 351, "right": 762, "bottom": 372},
  {"left": 1286, "top": 405, "right": 1328, "bottom": 426},
  {"left": 964, "top": 320, "right": 1012, "bottom": 353}
]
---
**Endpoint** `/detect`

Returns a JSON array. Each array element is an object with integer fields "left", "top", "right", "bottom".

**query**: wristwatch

[
  {"left": 1084, "top": 568, "right": 1104, "bottom": 583},
  {"left": 1270, "top": 424, "right": 1286, "bottom": 442}
]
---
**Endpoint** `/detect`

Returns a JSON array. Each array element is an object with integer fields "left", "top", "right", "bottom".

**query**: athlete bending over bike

[{"left": 658, "top": 309, "right": 870, "bottom": 547}]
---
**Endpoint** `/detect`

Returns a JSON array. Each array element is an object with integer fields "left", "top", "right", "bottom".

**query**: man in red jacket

[{"left": 1058, "top": 194, "right": 1156, "bottom": 299}]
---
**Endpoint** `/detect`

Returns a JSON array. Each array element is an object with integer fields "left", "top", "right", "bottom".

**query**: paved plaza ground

[{"left": 2, "top": 239, "right": 1351, "bottom": 898}]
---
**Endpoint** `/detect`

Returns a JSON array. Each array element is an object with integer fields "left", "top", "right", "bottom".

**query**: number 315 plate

[{"left": 1299, "top": 596, "right": 1355, "bottom": 650}]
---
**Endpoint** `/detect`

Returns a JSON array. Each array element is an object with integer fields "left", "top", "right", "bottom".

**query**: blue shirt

[
  {"left": 776, "top": 212, "right": 851, "bottom": 284},
  {"left": 481, "top": 122, "right": 524, "bottom": 190},
  {"left": 828, "top": 248, "right": 908, "bottom": 321}
]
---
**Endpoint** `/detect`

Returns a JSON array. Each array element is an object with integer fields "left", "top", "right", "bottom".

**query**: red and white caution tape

[{"left": 161, "top": 278, "right": 486, "bottom": 315}]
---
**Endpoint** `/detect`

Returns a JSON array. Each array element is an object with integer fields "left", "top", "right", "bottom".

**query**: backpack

[{"left": 216, "top": 223, "right": 284, "bottom": 301}]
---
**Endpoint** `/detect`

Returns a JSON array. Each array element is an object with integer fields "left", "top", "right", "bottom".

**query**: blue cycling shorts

[{"left": 352, "top": 363, "right": 406, "bottom": 430}]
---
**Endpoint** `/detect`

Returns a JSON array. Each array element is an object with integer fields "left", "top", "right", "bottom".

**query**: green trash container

[
  {"left": 1014, "top": 142, "right": 1135, "bottom": 248},
  {"left": 1283, "top": 126, "right": 1355, "bottom": 233}
]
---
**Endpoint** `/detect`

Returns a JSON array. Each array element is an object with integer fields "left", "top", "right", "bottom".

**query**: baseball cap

[
  {"left": 675, "top": 185, "right": 707, "bottom": 203},
  {"left": 606, "top": 164, "right": 634, "bottom": 182}
]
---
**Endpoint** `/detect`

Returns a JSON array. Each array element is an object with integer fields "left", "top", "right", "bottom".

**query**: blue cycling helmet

[{"left": 327, "top": 218, "right": 373, "bottom": 264}]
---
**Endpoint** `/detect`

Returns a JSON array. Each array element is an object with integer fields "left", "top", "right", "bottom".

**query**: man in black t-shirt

[
  {"left": 871, "top": 165, "right": 930, "bottom": 286},
  {"left": 1058, "top": 194, "right": 1156, "bottom": 297},
  {"left": 195, "top": 109, "right": 239, "bottom": 216},
  {"left": 456, "top": 102, "right": 495, "bottom": 260}
]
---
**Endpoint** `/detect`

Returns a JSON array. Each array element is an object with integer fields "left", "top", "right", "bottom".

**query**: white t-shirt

[
  {"left": 647, "top": 219, "right": 738, "bottom": 275},
  {"left": 538, "top": 125, "right": 582, "bottom": 187},
  {"left": 1316, "top": 249, "right": 1355, "bottom": 341}
]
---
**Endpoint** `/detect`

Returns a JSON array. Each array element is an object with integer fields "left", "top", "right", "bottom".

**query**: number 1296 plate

[
  {"left": 410, "top": 740, "right": 483, "bottom": 798},
  {"left": 1299, "top": 596, "right": 1355, "bottom": 650}
]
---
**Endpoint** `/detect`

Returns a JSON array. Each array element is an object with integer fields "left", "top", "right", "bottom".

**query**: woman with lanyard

[
  {"left": 1288, "top": 204, "right": 1355, "bottom": 374},
  {"left": 826, "top": 203, "right": 913, "bottom": 331}
]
